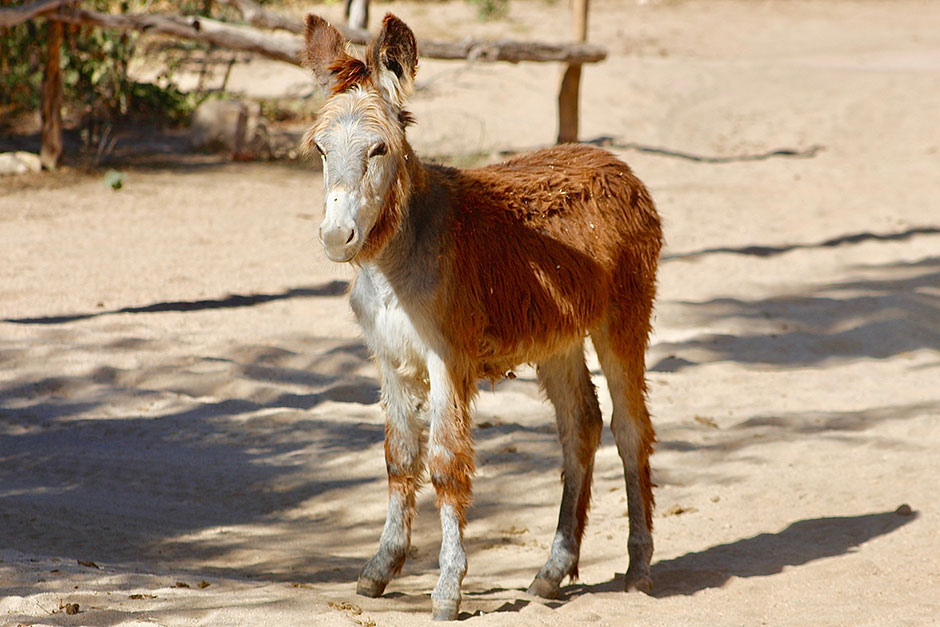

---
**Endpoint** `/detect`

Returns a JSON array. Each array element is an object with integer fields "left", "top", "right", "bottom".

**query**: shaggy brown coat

[{"left": 303, "top": 12, "right": 662, "bottom": 619}]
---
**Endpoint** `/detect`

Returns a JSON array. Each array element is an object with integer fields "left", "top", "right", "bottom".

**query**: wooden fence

[{"left": 1, "top": 0, "right": 604, "bottom": 168}]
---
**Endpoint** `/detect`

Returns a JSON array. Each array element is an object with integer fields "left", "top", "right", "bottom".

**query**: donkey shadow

[{"left": 554, "top": 508, "right": 916, "bottom": 600}]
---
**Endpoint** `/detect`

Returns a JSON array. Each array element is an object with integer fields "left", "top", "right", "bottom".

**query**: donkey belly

[{"left": 473, "top": 258, "right": 610, "bottom": 375}]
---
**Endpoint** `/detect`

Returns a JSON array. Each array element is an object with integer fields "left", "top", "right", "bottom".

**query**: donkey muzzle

[{"left": 319, "top": 191, "right": 362, "bottom": 262}]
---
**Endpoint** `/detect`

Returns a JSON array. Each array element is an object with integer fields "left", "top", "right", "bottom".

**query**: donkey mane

[{"left": 325, "top": 57, "right": 371, "bottom": 95}]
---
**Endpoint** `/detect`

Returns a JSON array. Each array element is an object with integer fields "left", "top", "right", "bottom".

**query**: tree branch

[
  {"left": 217, "top": 0, "right": 308, "bottom": 35},
  {"left": 16, "top": 3, "right": 604, "bottom": 66},
  {"left": 216, "top": 0, "right": 606, "bottom": 64},
  {"left": 52, "top": 7, "right": 305, "bottom": 65},
  {"left": 0, "top": 0, "right": 77, "bottom": 28}
]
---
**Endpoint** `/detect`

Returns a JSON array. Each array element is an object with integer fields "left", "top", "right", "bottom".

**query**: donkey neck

[{"left": 366, "top": 143, "right": 442, "bottom": 285}]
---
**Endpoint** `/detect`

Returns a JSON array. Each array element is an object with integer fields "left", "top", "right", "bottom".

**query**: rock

[
  {"left": 0, "top": 151, "right": 42, "bottom": 175},
  {"left": 189, "top": 99, "right": 271, "bottom": 160}
]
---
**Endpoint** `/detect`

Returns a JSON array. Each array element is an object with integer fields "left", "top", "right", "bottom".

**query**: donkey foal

[{"left": 303, "top": 14, "right": 663, "bottom": 620}]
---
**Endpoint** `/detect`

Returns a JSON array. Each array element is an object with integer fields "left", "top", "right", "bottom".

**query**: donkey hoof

[
  {"left": 431, "top": 600, "right": 460, "bottom": 621},
  {"left": 624, "top": 571, "right": 653, "bottom": 595},
  {"left": 357, "top": 577, "right": 387, "bottom": 598},
  {"left": 526, "top": 576, "right": 560, "bottom": 599}
]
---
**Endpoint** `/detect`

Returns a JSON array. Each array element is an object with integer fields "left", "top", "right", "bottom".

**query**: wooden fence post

[
  {"left": 345, "top": 0, "right": 368, "bottom": 30},
  {"left": 557, "top": 0, "right": 589, "bottom": 144},
  {"left": 40, "top": 17, "right": 64, "bottom": 170}
]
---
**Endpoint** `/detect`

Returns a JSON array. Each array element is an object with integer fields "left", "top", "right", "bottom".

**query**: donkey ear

[
  {"left": 303, "top": 14, "right": 361, "bottom": 90},
  {"left": 367, "top": 14, "right": 418, "bottom": 107}
]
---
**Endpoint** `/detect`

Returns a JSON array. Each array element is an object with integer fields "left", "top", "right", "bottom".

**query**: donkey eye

[
  {"left": 314, "top": 143, "right": 325, "bottom": 157},
  {"left": 369, "top": 142, "right": 388, "bottom": 158}
]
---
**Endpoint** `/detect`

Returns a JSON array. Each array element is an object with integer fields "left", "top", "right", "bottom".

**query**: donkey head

[{"left": 303, "top": 14, "right": 418, "bottom": 263}]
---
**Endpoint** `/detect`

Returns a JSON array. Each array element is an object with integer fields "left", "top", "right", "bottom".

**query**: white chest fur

[{"left": 350, "top": 264, "right": 430, "bottom": 377}]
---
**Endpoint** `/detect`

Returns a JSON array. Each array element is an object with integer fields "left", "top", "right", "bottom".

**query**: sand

[{"left": 2, "top": 0, "right": 939, "bottom": 624}]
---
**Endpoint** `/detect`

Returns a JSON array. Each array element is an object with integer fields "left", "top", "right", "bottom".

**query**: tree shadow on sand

[
  {"left": 661, "top": 225, "right": 940, "bottom": 262},
  {"left": 2, "top": 281, "right": 349, "bottom": 325},
  {"left": 0, "top": 314, "right": 385, "bottom": 585},
  {"left": 651, "top": 256, "right": 940, "bottom": 371}
]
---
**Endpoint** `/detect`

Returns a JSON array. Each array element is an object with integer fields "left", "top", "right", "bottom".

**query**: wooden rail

[
  {"left": 3, "top": 0, "right": 607, "bottom": 167},
  {"left": 4, "top": 2, "right": 606, "bottom": 66}
]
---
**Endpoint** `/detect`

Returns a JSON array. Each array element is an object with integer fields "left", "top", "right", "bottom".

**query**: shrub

[{"left": 0, "top": 1, "right": 197, "bottom": 128}]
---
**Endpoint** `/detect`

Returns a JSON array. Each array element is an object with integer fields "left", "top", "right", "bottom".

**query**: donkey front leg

[
  {"left": 528, "top": 343, "right": 603, "bottom": 599},
  {"left": 426, "top": 353, "right": 474, "bottom": 621},
  {"left": 358, "top": 362, "right": 427, "bottom": 598}
]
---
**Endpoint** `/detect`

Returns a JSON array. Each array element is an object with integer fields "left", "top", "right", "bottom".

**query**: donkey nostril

[{"left": 346, "top": 230, "right": 356, "bottom": 245}]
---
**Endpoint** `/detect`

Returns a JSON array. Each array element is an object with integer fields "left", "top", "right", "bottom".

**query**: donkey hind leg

[
  {"left": 527, "top": 342, "right": 603, "bottom": 599},
  {"left": 591, "top": 321, "right": 656, "bottom": 594},
  {"left": 426, "top": 353, "right": 473, "bottom": 621},
  {"left": 358, "top": 362, "right": 428, "bottom": 598}
]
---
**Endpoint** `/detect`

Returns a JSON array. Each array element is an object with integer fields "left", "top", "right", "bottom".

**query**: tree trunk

[{"left": 40, "top": 18, "right": 64, "bottom": 171}]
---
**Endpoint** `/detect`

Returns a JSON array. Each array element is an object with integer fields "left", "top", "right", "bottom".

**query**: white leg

[
  {"left": 425, "top": 352, "right": 473, "bottom": 620},
  {"left": 432, "top": 502, "right": 468, "bottom": 620},
  {"left": 358, "top": 360, "right": 427, "bottom": 597}
]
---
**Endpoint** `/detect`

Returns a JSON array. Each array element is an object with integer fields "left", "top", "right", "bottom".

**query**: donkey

[{"left": 302, "top": 13, "right": 663, "bottom": 620}]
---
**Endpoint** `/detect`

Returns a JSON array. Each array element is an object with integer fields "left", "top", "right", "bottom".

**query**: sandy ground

[{"left": 2, "top": 0, "right": 940, "bottom": 624}]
